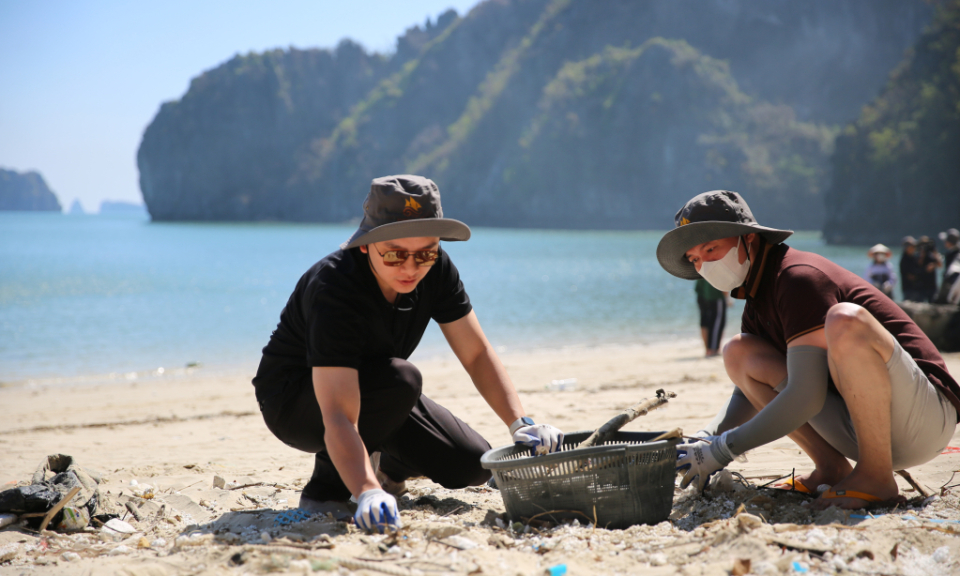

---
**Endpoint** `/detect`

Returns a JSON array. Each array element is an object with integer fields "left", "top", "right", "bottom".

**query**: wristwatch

[{"left": 509, "top": 416, "right": 535, "bottom": 435}]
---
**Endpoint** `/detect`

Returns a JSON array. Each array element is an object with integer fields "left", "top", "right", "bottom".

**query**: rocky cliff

[
  {"left": 138, "top": 0, "right": 932, "bottom": 229},
  {"left": 0, "top": 168, "right": 61, "bottom": 211},
  {"left": 824, "top": 0, "right": 960, "bottom": 245}
]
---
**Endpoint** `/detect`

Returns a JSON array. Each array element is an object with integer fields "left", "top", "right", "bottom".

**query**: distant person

[
  {"left": 252, "top": 175, "right": 563, "bottom": 533},
  {"left": 935, "top": 228, "right": 959, "bottom": 304},
  {"left": 917, "top": 235, "right": 942, "bottom": 303},
  {"left": 900, "top": 236, "right": 923, "bottom": 302},
  {"left": 864, "top": 244, "right": 896, "bottom": 299},
  {"left": 657, "top": 190, "right": 959, "bottom": 510},
  {"left": 695, "top": 277, "right": 729, "bottom": 357}
]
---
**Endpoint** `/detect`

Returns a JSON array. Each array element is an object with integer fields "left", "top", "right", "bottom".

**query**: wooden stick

[
  {"left": 577, "top": 389, "right": 676, "bottom": 449},
  {"left": 124, "top": 501, "right": 144, "bottom": 522},
  {"left": 896, "top": 469, "right": 931, "bottom": 498},
  {"left": 650, "top": 428, "right": 683, "bottom": 442},
  {"left": 39, "top": 486, "right": 80, "bottom": 532}
]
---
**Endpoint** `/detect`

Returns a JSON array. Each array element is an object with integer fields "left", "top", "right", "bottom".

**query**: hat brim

[
  {"left": 656, "top": 222, "right": 793, "bottom": 280},
  {"left": 342, "top": 218, "right": 471, "bottom": 249}
]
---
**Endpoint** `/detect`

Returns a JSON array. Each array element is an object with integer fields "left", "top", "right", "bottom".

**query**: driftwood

[{"left": 577, "top": 389, "right": 677, "bottom": 449}]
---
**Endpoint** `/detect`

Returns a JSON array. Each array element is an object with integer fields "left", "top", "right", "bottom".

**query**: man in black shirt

[
  {"left": 253, "top": 175, "right": 563, "bottom": 533},
  {"left": 899, "top": 237, "right": 923, "bottom": 302}
]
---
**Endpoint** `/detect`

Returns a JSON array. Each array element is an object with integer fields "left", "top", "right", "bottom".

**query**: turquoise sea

[{"left": 0, "top": 212, "right": 878, "bottom": 384}]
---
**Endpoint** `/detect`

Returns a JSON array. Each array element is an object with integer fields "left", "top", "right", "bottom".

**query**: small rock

[
  {"left": 151, "top": 537, "right": 167, "bottom": 548},
  {"left": 213, "top": 475, "right": 226, "bottom": 489},
  {"left": 108, "top": 545, "right": 132, "bottom": 556},
  {"left": 649, "top": 552, "right": 668, "bottom": 566},
  {"left": 0, "top": 544, "right": 19, "bottom": 562},
  {"left": 814, "top": 506, "right": 847, "bottom": 526},
  {"left": 137, "top": 537, "right": 151, "bottom": 548},
  {"left": 61, "top": 552, "right": 81, "bottom": 562},
  {"left": 423, "top": 522, "right": 463, "bottom": 539},
  {"left": 444, "top": 535, "right": 478, "bottom": 550},
  {"left": 260, "top": 531, "right": 272, "bottom": 543}
]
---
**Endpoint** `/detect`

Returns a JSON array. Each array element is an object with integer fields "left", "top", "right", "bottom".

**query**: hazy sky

[{"left": 0, "top": 0, "right": 480, "bottom": 212}]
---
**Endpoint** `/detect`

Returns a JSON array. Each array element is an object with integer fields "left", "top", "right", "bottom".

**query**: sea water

[{"left": 0, "top": 212, "right": 876, "bottom": 384}]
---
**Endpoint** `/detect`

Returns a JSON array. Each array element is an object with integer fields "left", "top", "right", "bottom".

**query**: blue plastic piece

[
  {"left": 792, "top": 561, "right": 808, "bottom": 573},
  {"left": 273, "top": 508, "right": 314, "bottom": 527},
  {"left": 546, "top": 564, "right": 567, "bottom": 576}
]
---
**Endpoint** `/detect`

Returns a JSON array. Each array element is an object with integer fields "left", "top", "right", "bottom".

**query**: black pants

[
  {"left": 257, "top": 358, "right": 492, "bottom": 501},
  {"left": 698, "top": 298, "right": 726, "bottom": 351}
]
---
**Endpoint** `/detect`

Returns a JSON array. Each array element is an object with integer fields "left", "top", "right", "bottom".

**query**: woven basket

[{"left": 480, "top": 430, "right": 678, "bottom": 529}]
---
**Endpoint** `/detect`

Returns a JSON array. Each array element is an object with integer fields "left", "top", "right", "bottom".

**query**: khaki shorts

[{"left": 803, "top": 340, "right": 957, "bottom": 469}]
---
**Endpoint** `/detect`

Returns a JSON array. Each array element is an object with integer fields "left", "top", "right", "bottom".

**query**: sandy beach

[{"left": 2, "top": 338, "right": 960, "bottom": 575}]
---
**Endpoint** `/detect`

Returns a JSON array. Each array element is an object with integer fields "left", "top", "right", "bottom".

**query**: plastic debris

[
  {"left": 273, "top": 507, "right": 314, "bottom": 527},
  {"left": 57, "top": 506, "right": 90, "bottom": 531},
  {"left": 0, "top": 513, "right": 17, "bottom": 529},
  {"left": 213, "top": 475, "right": 226, "bottom": 489},
  {"left": 547, "top": 378, "right": 578, "bottom": 391},
  {"left": 544, "top": 564, "right": 567, "bottom": 576}
]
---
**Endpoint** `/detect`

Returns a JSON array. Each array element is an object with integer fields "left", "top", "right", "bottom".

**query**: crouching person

[
  {"left": 657, "top": 191, "right": 959, "bottom": 509},
  {"left": 253, "top": 175, "right": 563, "bottom": 532}
]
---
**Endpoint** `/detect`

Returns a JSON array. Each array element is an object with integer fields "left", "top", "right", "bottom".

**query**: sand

[{"left": 2, "top": 338, "right": 960, "bottom": 575}]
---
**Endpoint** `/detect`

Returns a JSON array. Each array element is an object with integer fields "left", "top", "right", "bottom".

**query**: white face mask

[{"left": 698, "top": 237, "right": 750, "bottom": 291}]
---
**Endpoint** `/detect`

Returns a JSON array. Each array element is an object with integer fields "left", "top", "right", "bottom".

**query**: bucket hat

[
  {"left": 656, "top": 190, "right": 793, "bottom": 280},
  {"left": 342, "top": 175, "right": 471, "bottom": 249},
  {"left": 868, "top": 243, "right": 892, "bottom": 256},
  {"left": 939, "top": 228, "right": 959, "bottom": 244}
]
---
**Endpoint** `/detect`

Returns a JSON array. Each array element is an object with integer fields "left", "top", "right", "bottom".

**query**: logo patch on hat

[
  {"left": 679, "top": 217, "right": 690, "bottom": 226},
  {"left": 403, "top": 197, "right": 422, "bottom": 218}
]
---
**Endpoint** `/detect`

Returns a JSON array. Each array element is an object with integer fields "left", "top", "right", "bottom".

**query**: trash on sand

[
  {"left": 547, "top": 378, "right": 577, "bottom": 391},
  {"left": 0, "top": 454, "right": 106, "bottom": 530},
  {"left": 544, "top": 564, "right": 567, "bottom": 576},
  {"left": 57, "top": 505, "right": 90, "bottom": 531},
  {"left": 0, "top": 513, "right": 17, "bottom": 529},
  {"left": 101, "top": 518, "right": 137, "bottom": 541}
]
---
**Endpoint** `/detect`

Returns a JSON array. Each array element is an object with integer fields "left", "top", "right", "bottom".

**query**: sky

[{"left": 0, "top": 0, "right": 480, "bottom": 212}]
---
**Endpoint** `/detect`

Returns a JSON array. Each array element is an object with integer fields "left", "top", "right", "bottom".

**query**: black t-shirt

[
  {"left": 899, "top": 252, "right": 922, "bottom": 291},
  {"left": 252, "top": 247, "right": 472, "bottom": 393}
]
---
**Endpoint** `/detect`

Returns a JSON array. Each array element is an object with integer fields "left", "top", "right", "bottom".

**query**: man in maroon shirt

[{"left": 658, "top": 190, "right": 959, "bottom": 509}]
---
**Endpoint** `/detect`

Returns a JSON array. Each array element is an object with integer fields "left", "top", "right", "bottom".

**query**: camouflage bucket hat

[
  {"left": 342, "top": 175, "right": 471, "bottom": 249},
  {"left": 656, "top": 190, "right": 793, "bottom": 280}
]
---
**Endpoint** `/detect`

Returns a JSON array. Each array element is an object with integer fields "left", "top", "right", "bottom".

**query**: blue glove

[
  {"left": 513, "top": 423, "right": 564, "bottom": 454},
  {"left": 354, "top": 489, "right": 401, "bottom": 533},
  {"left": 676, "top": 430, "right": 735, "bottom": 492}
]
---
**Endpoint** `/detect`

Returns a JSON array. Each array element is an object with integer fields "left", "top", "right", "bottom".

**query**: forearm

[
  {"left": 322, "top": 415, "right": 379, "bottom": 498},
  {"left": 464, "top": 346, "right": 525, "bottom": 426},
  {"left": 725, "top": 346, "right": 829, "bottom": 455},
  {"left": 698, "top": 387, "right": 757, "bottom": 436}
]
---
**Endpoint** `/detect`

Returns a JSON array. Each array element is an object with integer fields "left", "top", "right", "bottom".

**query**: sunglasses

[{"left": 374, "top": 245, "right": 439, "bottom": 267}]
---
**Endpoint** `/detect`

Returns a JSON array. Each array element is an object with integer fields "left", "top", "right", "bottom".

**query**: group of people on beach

[
  {"left": 892, "top": 230, "right": 960, "bottom": 304},
  {"left": 251, "top": 175, "right": 959, "bottom": 533}
]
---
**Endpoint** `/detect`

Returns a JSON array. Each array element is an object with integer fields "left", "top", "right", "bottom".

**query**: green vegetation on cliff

[
  {"left": 824, "top": 0, "right": 960, "bottom": 244},
  {"left": 138, "top": 0, "right": 932, "bottom": 229}
]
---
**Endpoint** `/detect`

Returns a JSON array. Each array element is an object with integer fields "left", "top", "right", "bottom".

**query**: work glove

[
  {"left": 354, "top": 489, "right": 401, "bottom": 533},
  {"left": 676, "top": 430, "right": 735, "bottom": 492},
  {"left": 513, "top": 423, "right": 564, "bottom": 455}
]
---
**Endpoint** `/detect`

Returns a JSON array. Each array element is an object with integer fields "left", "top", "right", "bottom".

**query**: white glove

[
  {"left": 354, "top": 489, "right": 401, "bottom": 533},
  {"left": 676, "top": 430, "right": 735, "bottom": 492},
  {"left": 512, "top": 423, "right": 564, "bottom": 454}
]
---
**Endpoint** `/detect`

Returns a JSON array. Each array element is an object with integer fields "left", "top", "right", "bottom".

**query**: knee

[
  {"left": 722, "top": 333, "right": 753, "bottom": 375},
  {"left": 387, "top": 358, "right": 422, "bottom": 407},
  {"left": 824, "top": 304, "right": 872, "bottom": 350}
]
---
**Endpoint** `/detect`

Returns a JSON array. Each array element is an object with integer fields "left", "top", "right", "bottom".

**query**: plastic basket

[{"left": 480, "top": 430, "right": 679, "bottom": 529}]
